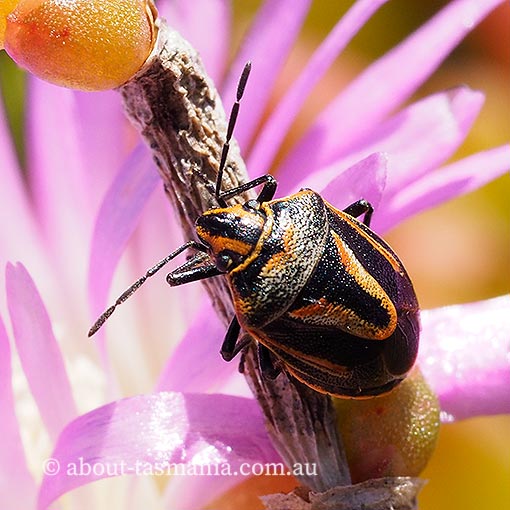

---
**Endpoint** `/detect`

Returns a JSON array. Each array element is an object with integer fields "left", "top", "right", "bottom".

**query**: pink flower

[{"left": 1, "top": 0, "right": 508, "bottom": 508}]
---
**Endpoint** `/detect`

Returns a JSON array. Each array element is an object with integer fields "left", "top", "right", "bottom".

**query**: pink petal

[
  {"left": 0, "top": 98, "right": 20, "bottom": 181},
  {"left": 156, "top": 300, "right": 241, "bottom": 393},
  {"left": 6, "top": 262, "right": 77, "bottom": 441},
  {"left": 0, "top": 96, "right": 46, "bottom": 283},
  {"left": 88, "top": 144, "right": 160, "bottom": 320},
  {"left": 117, "top": 184, "right": 202, "bottom": 373},
  {"left": 419, "top": 295, "right": 510, "bottom": 422},
  {"left": 27, "top": 80, "right": 131, "bottom": 240},
  {"left": 221, "top": 0, "right": 312, "bottom": 153},
  {"left": 162, "top": 0, "right": 231, "bottom": 83},
  {"left": 0, "top": 315, "right": 37, "bottom": 508},
  {"left": 318, "top": 152, "right": 387, "bottom": 212},
  {"left": 0, "top": 97, "right": 31, "bottom": 235},
  {"left": 281, "top": 0, "right": 504, "bottom": 174},
  {"left": 355, "top": 88, "right": 483, "bottom": 195},
  {"left": 376, "top": 144, "right": 510, "bottom": 232},
  {"left": 281, "top": 87, "right": 484, "bottom": 194},
  {"left": 37, "top": 392, "right": 281, "bottom": 509},
  {"left": 248, "top": 0, "right": 388, "bottom": 176},
  {"left": 74, "top": 90, "right": 129, "bottom": 198},
  {"left": 26, "top": 78, "right": 91, "bottom": 296}
]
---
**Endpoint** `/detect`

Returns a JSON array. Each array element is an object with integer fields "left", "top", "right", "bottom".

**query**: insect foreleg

[
  {"left": 166, "top": 257, "right": 222, "bottom": 286},
  {"left": 221, "top": 317, "right": 252, "bottom": 361}
]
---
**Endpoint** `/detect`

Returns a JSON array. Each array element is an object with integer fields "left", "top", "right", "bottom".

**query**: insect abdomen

[
  {"left": 244, "top": 198, "right": 420, "bottom": 397},
  {"left": 251, "top": 310, "right": 419, "bottom": 397}
]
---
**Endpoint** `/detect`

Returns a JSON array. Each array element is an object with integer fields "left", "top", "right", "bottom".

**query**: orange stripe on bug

[
  {"left": 199, "top": 234, "right": 253, "bottom": 257},
  {"left": 332, "top": 232, "right": 397, "bottom": 339},
  {"left": 328, "top": 204, "right": 403, "bottom": 274},
  {"left": 232, "top": 204, "right": 274, "bottom": 274}
]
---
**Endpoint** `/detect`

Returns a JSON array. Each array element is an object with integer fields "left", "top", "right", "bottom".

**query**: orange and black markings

[{"left": 90, "top": 63, "right": 419, "bottom": 398}]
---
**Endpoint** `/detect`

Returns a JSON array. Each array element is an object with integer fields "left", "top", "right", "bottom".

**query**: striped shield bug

[{"left": 90, "top": 62, "right": 420, "bottom": 398}]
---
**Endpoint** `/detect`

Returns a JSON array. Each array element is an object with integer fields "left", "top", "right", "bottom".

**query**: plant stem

[{"left": 119, "top": 19, "right": 422, "bottom": 510}]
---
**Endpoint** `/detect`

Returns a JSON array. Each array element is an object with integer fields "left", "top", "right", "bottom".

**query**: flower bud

[
  {"left": 334, "top": 367, "right": 440, "bottom": 483},
  {"left": 0, "top": 0, "right": 18, "bottom": 48},
  {"left": 3, "top": 0, "right": 157, "bottom": 91}
]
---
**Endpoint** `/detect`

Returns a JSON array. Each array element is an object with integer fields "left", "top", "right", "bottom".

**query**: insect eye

[{"left": 216, "top": 250, "right": 242, "bottom": 272}]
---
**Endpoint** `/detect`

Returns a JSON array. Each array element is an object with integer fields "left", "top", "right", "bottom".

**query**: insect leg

[
  {"left": 343, "top": 199, "right": 374, "bottom": 227},
  {"left": 166, "top": 262, "right": 222, "bottom": 286},
  {"left": 166, "top": 247, "right": 224, "bottom": 286},
  {"left": 220, "top": 316, "right": 240, "bottom": 360},
  {"left": 257, "top": 343, "right": 281, "bottom": 380},
  {"left": 220, "top": 317, "right": 252, "bottom": 361},
  {"left": 219, "top": 174, "right": 277, "bottom": 204}
]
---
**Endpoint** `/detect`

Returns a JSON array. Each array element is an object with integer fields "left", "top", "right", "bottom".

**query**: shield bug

[{"left": 89, "top": 62, "right": 420, "bottom": 398}]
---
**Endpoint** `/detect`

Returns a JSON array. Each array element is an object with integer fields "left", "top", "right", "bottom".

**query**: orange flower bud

[
  {"left": 4, "top": 0, "right": 157, "bottom": 91},
  {"left": 334, "top": 367, "right": 440, "bottom": 483},
  {"left": 0, "top": 0, "right": 18, "bottom": 48}
]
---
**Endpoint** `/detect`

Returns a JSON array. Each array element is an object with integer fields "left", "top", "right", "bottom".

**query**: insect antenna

[
  {"left": 215, "top": 61, "right": 252, "bottom": 207},
  {"left": 88, "top": 240, "right": 206, "bottom": 337},
  {"left": 90, "top": 64, "right": 252, "bottom": 337}
]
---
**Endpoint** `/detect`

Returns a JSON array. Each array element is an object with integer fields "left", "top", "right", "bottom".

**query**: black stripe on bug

[{"left": 89, "top": 62, "right": 420, "bottom": 398}]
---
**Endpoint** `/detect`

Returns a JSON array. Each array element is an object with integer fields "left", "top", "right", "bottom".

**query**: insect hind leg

[{"left": 343, "top": 199, "right": 374, "bottom": 227}]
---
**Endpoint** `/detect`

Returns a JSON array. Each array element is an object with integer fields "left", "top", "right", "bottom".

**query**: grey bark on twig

[{"left": 119, "top": 19, "right": 423, "bottom": 510}]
